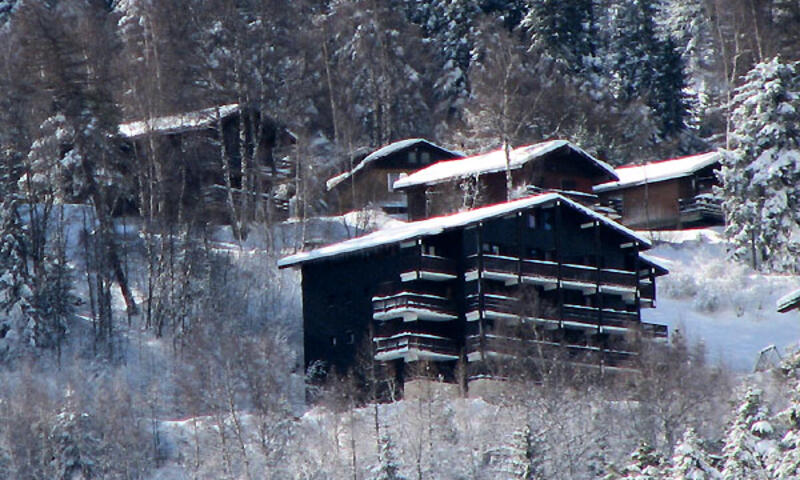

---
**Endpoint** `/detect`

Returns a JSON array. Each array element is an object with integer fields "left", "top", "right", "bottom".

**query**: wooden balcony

[
  {"left": 374, "top": 333, "right": 459, "bottom": 362},
  {"left": 640, "top": 322, "right": 668, "bottom": 339},
  {"left": 465, "top": 334, "right": 637, "bottom": 367},
  {"left": 401, "top": 254, "right": 457, "bottom": 282},
  {"left": 678, "top": 194, "right": 723, "bottom": 225},
  {"left": 372, "top": 291, "right": 457, "bottom": 322},
  {"left": 466, "top": 254, "right": 656, "bottom": 303},
  {"left": 466, "top": 293, "right": 643, "bottom": 334}
]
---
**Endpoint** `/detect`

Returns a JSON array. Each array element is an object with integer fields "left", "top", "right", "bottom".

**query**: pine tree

[
  {"left": 720, "top": 57, "right": 800, "bottom": 272},
  {"left": 522, "top": 0, "right": 594, "bottom": 70},
  {"left": 617, "top": 442, "right": 665, "bottom": 480},
  {"left": 768, "top": 383, "right": 800, "bottom": 478},
  {"left": 371, "top": 433, "right": 407, "bottom": 480},
  {"left": 720, "top": 387, "right": 771, "bottom": 479},
  {"left": 668, "top": 428, "right": 721, "bottom": 479},
  {"left": 495, "top": 424, "right": 543, "bottom": 480}
]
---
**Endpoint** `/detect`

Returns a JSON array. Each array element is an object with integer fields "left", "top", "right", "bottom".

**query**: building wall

[{"left": 615, "top": 179, "right": 683, "bottom": 229}]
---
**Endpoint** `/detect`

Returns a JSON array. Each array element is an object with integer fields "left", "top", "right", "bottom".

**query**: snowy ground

[{"left": 640, "top": 227, "right": 800, "bottom": 371}]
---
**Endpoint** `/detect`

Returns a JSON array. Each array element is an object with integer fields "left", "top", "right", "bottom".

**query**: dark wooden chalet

[
  {"left": 119, "top": 104, "right": 295, "bottom": 222},
  {"left": 279, "top": 193, "right": 668, "bottom": 395},
  {"left": 326, "top": 139, "right": 464, "bottom": 217},
  {"left": 392, "top": 140, "right": 619, "bottom": 221},
  {"left": 593, "top": 151, "right": 723, "bottom": 230}
]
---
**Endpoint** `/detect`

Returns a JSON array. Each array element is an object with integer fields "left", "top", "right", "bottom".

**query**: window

[
  {"left": 421, "top": 151, "right": 431, "bottom": 164},
  {"left": 482, "top": 243, "right": 500, "bottom": 255},
  {"left": 422, "top": 244, "right": 437, "bottom": 256},
  {"left": 561, "top": 179, "right": 577, "bottom": 191},
  {"left": 408, "top": 151, "right": 418, "bottom": 164},
  {"left": 527, "top": 213, "right": 537, "bottom": 229},
  {"left": 387, "top": 172, "right": 406, "bottom": 192},
  {"left": 539, "top": 209, "right": 554, "bottom": 231}
]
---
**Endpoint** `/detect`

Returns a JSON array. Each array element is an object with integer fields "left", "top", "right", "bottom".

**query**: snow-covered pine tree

[
  {"left": 494, "top": 424, "right": 543, "bottom": 480},
  {"left": 657, "top": 0, "right": 719, "bottom": 136},
  {"left": 522, "top": 0, "right": 594, "bottom": 71},
  {"left": 616, "top": 442, "right": 665, "bottom": 480},
  {"left": 768, "top": 383, "right": 800, "bottom": 478},
  {"left": 720, "top": 56, "right": 800, "bottom": 272},
  {"left": 402, "top": 0, "right": 480, "bottom": 108},
  {"left": 668, "top": 428, "right": 721, "bottom": 479},
  {"left": 720, "top": 387, "right": 771, "bottom": 479},
  {"left": 0, "top": 193, "right": 37, "bottom": 358},
  {"left": 371, "top": 433, "right": 407, "bottom": 480}
]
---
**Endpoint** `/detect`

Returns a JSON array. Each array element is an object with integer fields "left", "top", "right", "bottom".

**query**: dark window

[
  {"left": 527, "top": 213, "right": 537, "bottom": 229},
  {"left": 421, "top": 151, "right": 431, "bottom": 164},
  {"left": 482, "top": 243, "right": 500, "bottom": 255},
  {"left": 408, "top": 151, "right": 418, "bottom": 164},
  {"left": 561, "top": 179, "right": 577, "bottom": 191}
]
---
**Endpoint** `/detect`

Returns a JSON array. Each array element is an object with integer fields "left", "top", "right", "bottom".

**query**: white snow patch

[{"left": 640, "top": 228, "right": 800, "bottom": 371}]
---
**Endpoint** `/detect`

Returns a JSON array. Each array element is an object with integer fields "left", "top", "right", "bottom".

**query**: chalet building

[
  {"left": 392, "top": 140, "right": 619, "bottom": 221},
  {"left": 326, "top": 138, "right": 464, "bottom": 216},
  {"left": 593, "top": 151, "right": 723, "bottom": 230},
  {"left": 119, "top": 104, "right": 295, "bottom": 221},
  {"left": 279, "top": 193, "right": 668, "bottom": 395}
]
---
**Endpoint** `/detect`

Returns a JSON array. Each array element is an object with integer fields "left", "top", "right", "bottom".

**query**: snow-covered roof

[
  {"left": 392, "top": 140, "right": 618, "bottom": 190},
  {"left": 279, "top": 193, "right": 651, "bottom": 268},
  {"left": 777, "top": 288, "right": 800, "bottom": 313},
  {"left": 326, "top": 138, "right": 463, "bottom": 191},
  {"left": 119, "top": 104, "right": 240, "bottom": 138},
  {"left": 594, "top": 151, "right": 722, "bottom": 193}
]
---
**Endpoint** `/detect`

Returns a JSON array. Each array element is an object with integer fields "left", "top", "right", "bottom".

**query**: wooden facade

[
  {"left": 279, "top": 193, "right": 668, "bottom": 395},
  {"left": 394, "top": 140, "right": 619, "bottom": 221},
  {"left": 594, "top": 152, "right": 723, "bottom": 230},
  {"left": 119, "top": 104, "right": 295, "bottom": 222},
  {"left": 325, "top": 139, "right": 463, "bottom": 216}
]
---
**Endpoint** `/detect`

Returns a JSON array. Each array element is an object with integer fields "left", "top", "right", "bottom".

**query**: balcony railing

[
  {"left": 467, "top": 254, "right": 656, "bottom": 302},
  {"left": 640, "top": 322, "right": 668, "bottom": 339},
  {"left": 372, "top": 291, "right": 457, "bottom": 321},
  {"left": 374, "top": 334, "right": 459, "bottom": 361},
  {"left": 467, "top": 293, "right": 641, "bottom": 331},
  {"left": 678, "top": 194, "right": 723, "bottom": 222},
  {"left": 465, "top": 334, "right": 637, "bottom": 367},
  {"left": 401, "top": 254, "right": 457, "bottom": 282}
]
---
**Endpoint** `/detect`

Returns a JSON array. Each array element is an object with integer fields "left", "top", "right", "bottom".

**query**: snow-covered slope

[{"left": 641, "top": 228, "right": 800, "bottom": 371}]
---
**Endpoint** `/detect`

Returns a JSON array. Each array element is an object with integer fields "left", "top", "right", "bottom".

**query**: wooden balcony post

[
  {"left": 555, "top": 202, "right": 564, "bottom": 328},
  {"left": 477, "top": 223, "right": 486, "bottom": 361}
]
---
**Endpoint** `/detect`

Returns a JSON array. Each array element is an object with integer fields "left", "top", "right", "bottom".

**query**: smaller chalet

[
  {"left": 594, "top": 151, "right": 723, "bottom": 230},
  {"left": 392, "top": 140, "right": 619, "bottom": 221},
  {"left": 326, "top": 138, "right": 464, "bottom": 216},
  {"left": 280, "top": 193, "right": 668, "bottom": 395},
  {"left": 119, "top": 104, "right": 295, "bottom": 221}
]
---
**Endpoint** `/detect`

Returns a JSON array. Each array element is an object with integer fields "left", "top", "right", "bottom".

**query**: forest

[{"left": 1, "top": 0, "right": 800, "bottom": 478}]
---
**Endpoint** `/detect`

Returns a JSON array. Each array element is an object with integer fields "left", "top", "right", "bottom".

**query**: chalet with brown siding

[
  {"left": 593, "top": 151, "right": 723, "bottom": 230},
  {"left": 326, "top": 138, "right": 464, "bottom": 216},
  {"left": 392, "top": 140, "right": 619, "bottom": 220}
]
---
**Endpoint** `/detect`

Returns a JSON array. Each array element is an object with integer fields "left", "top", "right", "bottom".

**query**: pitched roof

[
  {"left": 778, "top": 288, "right": 800, "bottom": 313},
  {"left": 278, "top": 193, "right": 651, "bottom": 268},
  {"left": 593, "top": 151, "right": 722, "bottom": 193},
  {"left": 119, "top": 104, "right": 240, "bottom": 138},
  {"left": 392, "top": 140, "right": 618, "bottom": 190},
  {"left": 326, "top": 138, "right": 464, "bottom": 191}
]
